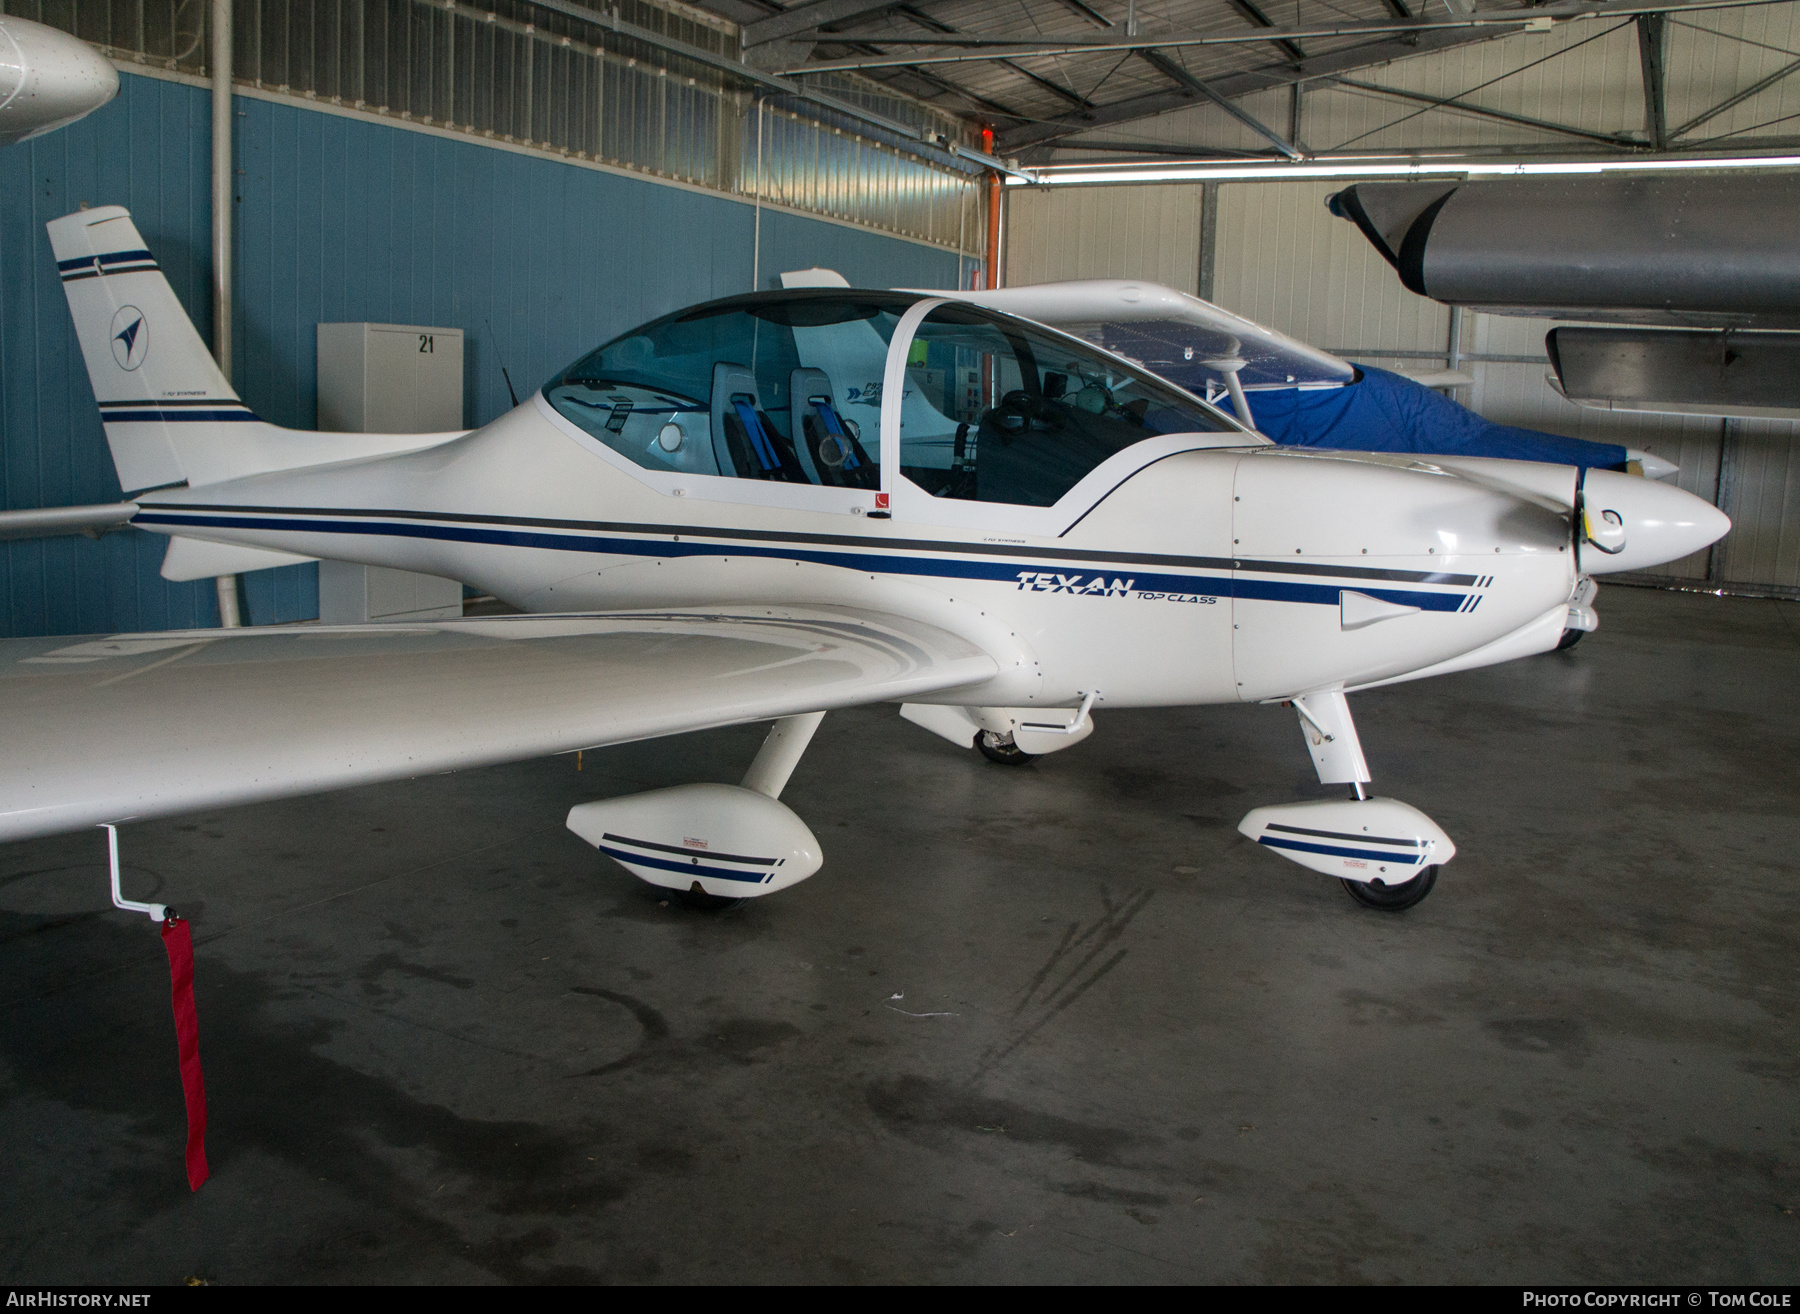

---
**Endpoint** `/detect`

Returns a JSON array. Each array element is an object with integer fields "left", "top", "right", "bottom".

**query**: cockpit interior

[{"left": 544, "top": 290, "right": 1234, "bottom": 508}]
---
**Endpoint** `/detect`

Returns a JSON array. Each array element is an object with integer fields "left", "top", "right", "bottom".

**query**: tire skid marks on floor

[{"left": 977, "top": 888, "right": 1153, "bottom": 1075}]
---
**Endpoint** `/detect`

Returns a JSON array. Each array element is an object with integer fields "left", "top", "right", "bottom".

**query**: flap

[{"left": 0, "top": 606, "right": 999, "bottom": 842}]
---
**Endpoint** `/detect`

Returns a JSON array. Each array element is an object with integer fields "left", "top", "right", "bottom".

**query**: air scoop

[{"left": 1578, "top": 468, "right": 1730, "bottom": 575}]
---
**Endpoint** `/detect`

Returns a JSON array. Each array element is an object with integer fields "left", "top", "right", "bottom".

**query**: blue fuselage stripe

[
  {"left": 597, "top": 843, "right": 772, "bottom": 884},
  {"left": 131, "top": 510, "right": 1473, "bottom": 611},
  {"left": 1258, "top": 836, "right": 1426, "bottom": 864}
]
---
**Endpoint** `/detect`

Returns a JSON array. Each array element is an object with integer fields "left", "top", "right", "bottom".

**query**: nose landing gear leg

[{"left": 1237, "top": 690, "right": 1455, "bottom": 911}]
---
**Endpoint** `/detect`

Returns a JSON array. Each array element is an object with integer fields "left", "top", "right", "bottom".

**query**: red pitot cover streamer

[{"left": 160, "top": 917, "right": 210, "bottom": 1191}]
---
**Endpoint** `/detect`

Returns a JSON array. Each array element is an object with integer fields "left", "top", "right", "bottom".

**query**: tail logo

[{"left": 110, "top": 306, "right": 148, "bottom": 371}]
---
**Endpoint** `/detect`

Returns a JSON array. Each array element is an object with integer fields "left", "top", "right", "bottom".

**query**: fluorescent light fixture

[{"left": 1008, "top": 154, "right": 1800, "bottom": 185}]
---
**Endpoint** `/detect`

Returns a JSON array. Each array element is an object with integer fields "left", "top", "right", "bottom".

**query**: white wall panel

[
  {"left": 1661, "top": 3, "right": 1800, "bottom": 146},
  {"left": 1004, "top": 183, "right": 1201, "bottom": 291},
  {"left": 1210, "top": 179, "right": 1448, "bottom": 355},
  {"left": 1715, "top": 423, "right": 1800, "bottom": 589}
]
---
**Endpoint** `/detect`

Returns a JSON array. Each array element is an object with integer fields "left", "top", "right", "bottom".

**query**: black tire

[
  {"left": 1342, "top": 865, "right": 1438, "bottom": 911},
  {"left": 976, "top": 730, "right": 1038, "bottom": 766},
  {"left": 1554, "top": 627, "right": 1585, "bottom": 651},
  {"left": 671, "top": 882, "right": 745, "bottom": 912}
]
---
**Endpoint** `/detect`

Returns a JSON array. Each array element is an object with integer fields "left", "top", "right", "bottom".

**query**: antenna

[{"left": 486, "top": 320, "right": 521, "bottom": 408}]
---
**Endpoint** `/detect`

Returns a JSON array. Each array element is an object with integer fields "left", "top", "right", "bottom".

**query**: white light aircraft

[
  {"left": 0, "top": 16, "right": 118, "bottom": 148},
  {"left": 0, "top": 206, "right": 1730, "bottom": 912}
]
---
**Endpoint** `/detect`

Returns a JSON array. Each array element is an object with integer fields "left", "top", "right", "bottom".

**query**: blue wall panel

[{"left": 0, "top": 72, "right": 962, "bottom": 638}]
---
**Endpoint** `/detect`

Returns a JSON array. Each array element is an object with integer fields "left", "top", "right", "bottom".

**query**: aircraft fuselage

[{"left": 131, "top": 395, "right": 1583, "bottom": 712}]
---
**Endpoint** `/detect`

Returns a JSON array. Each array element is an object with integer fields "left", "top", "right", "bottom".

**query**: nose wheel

[{"left": 1341, "top": 865, "right": 1438, "bottom": 911}]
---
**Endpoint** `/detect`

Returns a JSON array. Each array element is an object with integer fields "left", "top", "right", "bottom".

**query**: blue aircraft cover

[{"left": 1226, "top": 364, "right": 1629, "bottom": 469}]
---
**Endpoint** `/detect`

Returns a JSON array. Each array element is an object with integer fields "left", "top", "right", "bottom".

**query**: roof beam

[
  {"left": 897, "top": 64, "right": 1036, "bottom": 121},
  {"left": 889, "top": 3, "right": 1097, "bottom": 110},
  {"left": 1331, "top": 75, "right": 1642, "bottom": 145},
  {"left": 1669, "top": 50, "right": 1800, "bottom": 137},
  {"left": 1043, "top": 136, "right": 1280, "bottom": 156},
  {"left": 999, "top": 58, "right": 1098, "bottom": 109},
  {"left": 1637, "top": 12, "right": 1669, "bottom": 148},
  {"left": 994, "top": 24, "right": 1507, "bottom": 151},
  {"left": 1055, "top": 0, "right": 1115, "bottom": 26},
  {"left": 743, "top": 0, "right": 907, "bottom": 48},
  {"left": 1135, "top": 47, "right": 1306, "bottom": 158},
  {"left": 777, "top": 1, "right": 1778, "bottom": 71},
  {"left": 1223, "top": 0, "right": 1307, "bottom": 64}
]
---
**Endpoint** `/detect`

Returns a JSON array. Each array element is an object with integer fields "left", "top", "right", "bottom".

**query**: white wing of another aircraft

[
  {"left": 0, "top": 608, "right": 996, "bottom": 844},
  {"left": 906, "top": 279, "right": 1356, "bottom": 398}
]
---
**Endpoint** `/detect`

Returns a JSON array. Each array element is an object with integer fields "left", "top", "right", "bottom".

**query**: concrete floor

[{"left": 2, "top": 584, "right": 1796, "bottom": 1284}]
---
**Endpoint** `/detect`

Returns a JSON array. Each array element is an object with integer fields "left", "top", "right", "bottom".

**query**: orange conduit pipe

[{"left": 985, "top": 169, "right": 1001, "bottom": 289}]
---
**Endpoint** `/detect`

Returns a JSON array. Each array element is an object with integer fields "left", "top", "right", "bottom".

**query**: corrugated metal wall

[
  {"left": 0, "top": 70, "right": 964, "bottom": 637},
  {"left": 1209, "top": 179, "right": 1450, "bottom": 358},
  {"left": 2, "top": 0, "right": 979, "bottom": 249},
  {"left": 1004, "top": 184, "right": 1200, "bottom": 292},
  {"left": 1006, "top": 174, "right": 1800, "bottom": 591}
]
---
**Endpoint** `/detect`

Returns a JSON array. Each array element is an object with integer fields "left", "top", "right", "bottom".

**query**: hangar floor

[{"left": 2, "top": 585, "right": 1796, "bottom": 1284}]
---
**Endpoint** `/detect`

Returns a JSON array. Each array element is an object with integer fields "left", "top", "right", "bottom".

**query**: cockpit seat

[
  {"left": 790, "top": 367, "right": 877, "bottom": 490},
  {"left": 711, "top": 363, "right": 809, "bottom": 483}
]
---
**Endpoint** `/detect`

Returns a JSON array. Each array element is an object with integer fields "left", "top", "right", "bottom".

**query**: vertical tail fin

[
  {"left": 49, "top": 206, "right": 466, "bottom": 493},
  {"left": 47, "top": 206, "right": 252, "bottom": 493}
]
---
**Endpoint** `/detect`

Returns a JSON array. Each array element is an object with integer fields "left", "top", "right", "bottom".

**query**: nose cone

[
  {"left": 1579, "top": 469, "right": 1731, "bottom": 575},
  {"left": 0, "top": 17, "right": 120, "bottom": 148}
]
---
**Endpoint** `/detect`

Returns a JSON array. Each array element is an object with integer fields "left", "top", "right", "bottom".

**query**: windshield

[{"left": 544, "top": 291, "right": 914, "bottom": 487}]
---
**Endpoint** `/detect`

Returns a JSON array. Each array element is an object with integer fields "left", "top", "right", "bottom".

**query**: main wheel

[
  {"left": 671, "top": 882, "right": 745, "bottom": 912},
  {"left": 1342, "top": 865, "right": 1438, "bottom": 911},
  {"left": 1554, "top": 627, "right": 1585, "bottom": 651},
  {"left": 976, "top": 730, "right": 1038, "bottom": 766}
]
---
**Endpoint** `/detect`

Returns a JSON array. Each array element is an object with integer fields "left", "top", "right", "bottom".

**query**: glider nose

[
  {"left": 0, "top": 18, "right": 119, "bottom": 146},
  {"left": 1578, "top": 468, "right": 1730, "bottom": 575}
]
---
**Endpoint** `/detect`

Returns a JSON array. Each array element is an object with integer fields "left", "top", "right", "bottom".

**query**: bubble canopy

[{"left": 543, "top": 289, "right": 1240, "bottom": 508}]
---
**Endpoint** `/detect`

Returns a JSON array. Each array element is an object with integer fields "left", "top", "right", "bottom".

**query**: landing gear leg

[
  {"left": 672, "top": 711, "right": 827, "bottom": 912},
  {"left": 1233, "top": 690, "right": 1453, "bottom": 911}
]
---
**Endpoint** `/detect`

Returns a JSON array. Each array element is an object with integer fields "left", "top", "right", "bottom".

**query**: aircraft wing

[
  {"left": 914, "top": 280, "right": 1355, "bottom": 394},
  {"left": 0, "top": 607, "right": 998, "bottom": 844}
]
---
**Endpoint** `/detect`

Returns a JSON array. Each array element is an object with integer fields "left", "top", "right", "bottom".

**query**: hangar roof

[{"left": 688, "top": 0, "right": 1798, "bottom": 165}]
